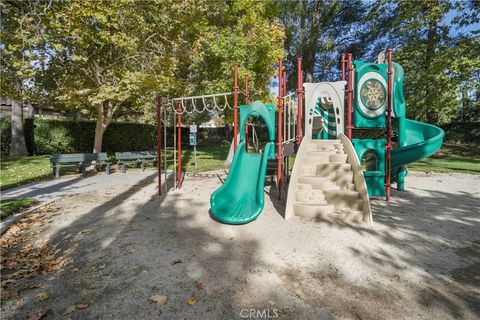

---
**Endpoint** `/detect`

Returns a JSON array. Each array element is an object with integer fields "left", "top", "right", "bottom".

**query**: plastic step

[
  {"left": 293, "top": 203, "right": 336, "bottom": 218},
  {"left": 299, "top": 176, "right": 338, "bottom": 190},
  {"left": 329, "top": 154, "right": 348, "bottom": 163},
  {"left": 295, "top": 191, "right": 311, "bottom": 202},
  {"left": 324, "top": 189, "right": 361, "bottom": 209},
  {"left": 337, "top": 209, "right": 365, "bottom": 223}
]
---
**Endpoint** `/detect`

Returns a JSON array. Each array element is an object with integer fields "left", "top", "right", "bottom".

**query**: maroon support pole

[
  {"left": 244, "top": 73, "right": 249, "bottom": 150},
  {"left": 297, "top": 57, "right": 303, "bottom": 144},
  {"left": 233, "top": 65, "right": 239, "bottom": 151},
  {"left": 156, "top": 95, "right": 162, "bottom": 195},
  {"left": 386, "top": 48, "right": 393, "bottom": 201},
  {"left": 177, "top": 101, "right": 182, "bottom": 189},
  {"left": 341, "top": 53, "right": 346, "bottom": 81},
  {"left": 347, "top": 53, "right": 353, "bottom": 140},
  {"left": 277, "top": 58, "right": 283, "bottom": 199}
]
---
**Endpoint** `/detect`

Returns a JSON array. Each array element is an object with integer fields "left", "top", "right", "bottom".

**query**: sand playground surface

[{"left": 1, "top": 171, "right": 479, "bottom": 319}]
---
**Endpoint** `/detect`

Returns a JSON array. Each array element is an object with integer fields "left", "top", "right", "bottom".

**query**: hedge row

[
  {"left": 1, "top": 118, "right": 233, "bottom": 156},
  {"left": 1, "top": 118, "right": 477, "bottom": 156},
  {"left": 440, "top": 122, "right": 480, "bottom": 144}
]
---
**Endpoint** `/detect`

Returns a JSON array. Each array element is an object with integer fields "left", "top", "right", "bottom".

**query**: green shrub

[
  {"left": 441, "top": 122, "right": 480, "bottom": 144},
  {"left": 0, "top": 118, "right": 11, "bottom": 156}
]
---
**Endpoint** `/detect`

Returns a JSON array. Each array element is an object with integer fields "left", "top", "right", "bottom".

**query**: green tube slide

[
  {"left": 391, "top": 118, "right": 444, "bottom": 189},
  {"left": 210, "top": 101, "right": 276, "bottom": 224}
]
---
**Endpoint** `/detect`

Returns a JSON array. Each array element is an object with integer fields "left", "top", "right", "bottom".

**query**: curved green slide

[
  {"left": 210, "top": 101, "right": 276, "bottom": 224},
  {"left": 392, "top": 118, "right": 445, "bottom": 189}
]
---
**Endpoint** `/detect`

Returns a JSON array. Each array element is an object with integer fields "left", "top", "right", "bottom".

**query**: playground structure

[{"left": 156, "top": 49, "right": 444, "bottom": 225}]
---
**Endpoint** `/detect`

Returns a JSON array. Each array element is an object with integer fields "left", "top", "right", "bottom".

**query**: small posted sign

[
  {"left": 190, "top": 124, "right": 197, "bottom": 133},
  {"left": 189, "top": 133, "right": 197, "bottom": 146}
]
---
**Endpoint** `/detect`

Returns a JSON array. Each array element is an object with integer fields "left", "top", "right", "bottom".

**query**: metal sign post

[{"left": 189, "top": 124, "right": 198, "bottom": 169}]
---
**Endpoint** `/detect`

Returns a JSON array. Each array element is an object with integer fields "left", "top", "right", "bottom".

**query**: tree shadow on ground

[
  {"left": 313, "top": 186, "right": 480, "bottom": 318},
  {"left": 264, "top": 172, "right": 479, "bottom": 318},
  {"left": 3, "top": 173, "right": 479, "bottom": 319},
  {"left": 4, "top": 174, "right": 284, "bottom": 319}
]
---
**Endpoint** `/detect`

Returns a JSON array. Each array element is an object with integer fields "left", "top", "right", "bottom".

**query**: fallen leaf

[
  {"left": 27, "top": 309, "right": 51, "bottom": 320},
  {"left": 186, "top": 297, "right": 198, "bottom": 306},
  {"left": 62, "top": 305, "right": 77, "bottom": 315},
  {"left": 195, "top": 281, "right": 204, "bottom": 290},
  {"left": 474, "top": 275, "right": 480, "bottom": 281},
  {"left": 170, "top": 259, "right": 182, "bottom": 265},
  {"left": 1, "top": 289, "right": 18, "bottom": 300},
  {"left": 1, "top": 279, "right": 17, "bottom": 286},
  {"left": 36, "top": 292, "right": 49, "bottom": 301},
  {"left": 149, "top": 294, "right": 167, "bottom": 309},
  {"left": 27, "top": 283, "right": 43, "bottom": 289},
  {"left": 76, "top": 303, "right": 89, "bottom": 309}
]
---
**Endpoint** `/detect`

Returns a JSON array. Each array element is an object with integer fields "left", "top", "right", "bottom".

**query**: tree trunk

[
  {"left": 93, "top": 116, "right": 105, "bottom": 153},
  {"left": 26, "top": 102, "right": 34, "bottom": 118},
  {"left": 9, "top": 99, "right": 29, "bottom": 157},
  {"left": 93, "top": 102, "right": 115, "bottom": 153}
]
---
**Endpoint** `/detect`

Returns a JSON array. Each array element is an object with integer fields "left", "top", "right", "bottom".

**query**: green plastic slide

[
  {"left": 210, "top": 141, "right": 274, "bottom": 224},
  {"left": 210, "top": 101, "right": 276, "bottom": 224},
  {"left": 392, "top": 119, "right": 444, "bottom": 167},
  {"left": 391, "top": 118, "right": 444, "bottom": 189}
]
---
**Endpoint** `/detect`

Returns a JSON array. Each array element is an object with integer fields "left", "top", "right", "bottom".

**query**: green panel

[
  {"left": 353, "top": 61, "right": 387, "bottom": 128},
  {"left": 352, "top": 139, "right": 386, "bottom": 197},
  {"left": 210, "top": 101, "right": 276, "bottom": 224},
  {"left": 364, "top": 174, "right": 385, "bottom": 197}
]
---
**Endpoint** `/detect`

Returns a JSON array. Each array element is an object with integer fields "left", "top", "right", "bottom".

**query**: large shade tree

[
  {"left": 2, "top": 0, "right": 284, "bottom": 153},
  {"left": 366, "top": 0, "right": 480, "bottom": 123},
  {"left": 1, "top": 1, "right": 43, "bottom": 156},
  {"left": 279, "top": 0, "right": 369, "bottom": 90}
]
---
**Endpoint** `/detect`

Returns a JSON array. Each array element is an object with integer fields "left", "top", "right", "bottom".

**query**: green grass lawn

[
  {"left": 1, "top": 155, "right": 52, "bottom": 190},
  {"left": 0, "top": 198, "right": 39, "bottom": 220},
  {"left": 407, "top": 145, "right": 480, "bottom": 174},
  {"left": 0, "top": 143, "right": 477, "bottom": 191},
  {"left": 163, "top": 144, "right": 229, "bottom": 173},
  {"left": 408, "top": 154, "right": 480, "bottom": 174}
]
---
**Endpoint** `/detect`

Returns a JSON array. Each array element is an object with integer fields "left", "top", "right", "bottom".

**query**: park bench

[
  {"left": 50, "top": 153, "right": 110, "bottom": 178},
  {"left": 115, "top": 151, "right": 157, "bottom": 173}
]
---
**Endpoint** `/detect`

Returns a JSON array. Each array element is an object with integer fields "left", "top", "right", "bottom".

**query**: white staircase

[{"left": 285, "top": 136, "right": 372, "bottom": 224}]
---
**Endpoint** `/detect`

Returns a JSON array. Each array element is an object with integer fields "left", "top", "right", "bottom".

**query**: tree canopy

[
  {"left": 1, "top": 0, "right": 283, "bottom": 152},
  {"left": 1, "top": 0, "right": 478, "bottom": 153}
]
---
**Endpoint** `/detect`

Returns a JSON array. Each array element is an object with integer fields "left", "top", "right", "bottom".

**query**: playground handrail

[{"left": 339, "top": 133, "right": 373, "bottom": 225}]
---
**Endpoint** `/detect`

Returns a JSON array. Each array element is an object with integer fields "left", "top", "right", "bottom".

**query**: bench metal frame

[
  {"left": 115, "top": 151, "right": 157, "bottom": 173},
  {"left": 50, "top": 153, "right": 110, "bottom": 179}
]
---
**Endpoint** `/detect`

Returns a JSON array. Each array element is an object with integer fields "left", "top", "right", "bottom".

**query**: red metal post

[
  {"left": 341, "top": 53, "right": 346, "bottom": 81},
  {"left": 347, "top": 53, "right": 353, "bottom": 140},
  {"left": 386, "top": 48, "right": 393, "bottom": 201},
  {"left": 244, "top": 74, "right": 249, "bottom": 104},
  {"left": 244, "top": 73, "right": 249, "bottom": 150},
  {"left": 277, "top": 58, "right": 283, "bottom": 199},
  {"left": 177, "top": 100, "right": 182, "bottom": 189},
  {"left": 297, "top": 57, "right": 303, "bottom": 144},
  {"left": 156, "top": 95, "right": 162, "bottom": 195},
  {"left": 233, "top": 65, "right": 239, "bottom": 151}
]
